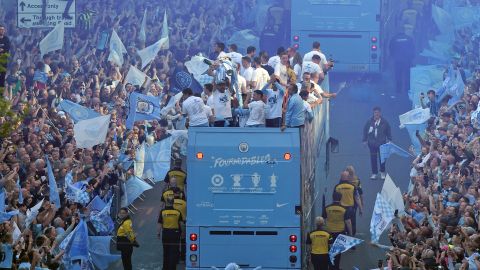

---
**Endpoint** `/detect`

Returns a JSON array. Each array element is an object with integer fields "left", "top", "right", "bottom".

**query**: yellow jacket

[{"left": 117, "top": 219, "right": 135, "bottom": 242}]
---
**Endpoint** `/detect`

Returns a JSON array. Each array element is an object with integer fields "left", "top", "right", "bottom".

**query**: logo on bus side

[
  {"left": 238, "top": 142, "right": 249, "bottom": 153},
  {"left": 211, "top": 174, "right": 224, "bottom": 186}
]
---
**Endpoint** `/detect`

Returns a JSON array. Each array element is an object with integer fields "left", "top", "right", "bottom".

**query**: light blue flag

[
  {"left": 90, "top": 196, "right": 114, "bottom": 235},
  {"left": 139, "top": 10, "right": 147, "bottom": 43},
  {"left": 46, "top": 156, "right": 61, "bottom": 209},
  {"left": 405, "top": 123, "right": 427, "bottom": 155},
  {"left": 122, "top": 176, "right": 153, "bottom": 207},
  {"left": 379, "top": 142, "right": 412, "bottom": 164},
  {"left": 0, "top": 211, "right": 19, "bottom": 223},
  {"left": 0, "top": 243, "right": 13, "bottom": 268},
  {"left": 67, "top": 219, "right": 89, "bottom": 261},
  {"left": 126, "top": 92, "right": 162, "bottom": 129},
  {"left": 88, "top": 236, "right": 121, "bottom": 270},
  {"left": 143, "top": 137, "right": 172, "bottom": 182},
  {"left": 87, "top": 196, "right": 106, "bottom": 213},
  {"left": 328, "top": 234, "right": 363, "bottom": 264},
  {"left": 58, "top": 100, "right": 100, "bottom": 123},
  {"left": 468, "top": 252, "right": 480, "bottom": 270},
  {"left": 432, "top": 5, "right": 454, "bottom": 39},
  {"left": 0, "top": 189, "right": 5, "bottom": 212},
  {"left": 16, "top": 178, "right": 23, "bottom": 204},
  {"left": 370, "top": 193, "right": 395, "bottom": 243}
]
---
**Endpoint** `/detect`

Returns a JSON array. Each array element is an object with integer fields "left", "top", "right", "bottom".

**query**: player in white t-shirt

[
  {"left": 181, "top": 88, "right": 209, "bottom": 127},
  {"left": 244, "top": 90, "right": 268, "bottom": 127},
  {"left": 227, "top": 44, "right": 243, "bottom": 67},
  {"left": 261, "top": 75, "right": 285, "bottom": 127},
  {"left": 274, "top": 52, "right": 290, "bottom": 86},
  {"left": 252, "top": 57, "right": 270, "bottom": 91},
  {"left": 207, "top": 81, "right": 233, "bottom": 127}
]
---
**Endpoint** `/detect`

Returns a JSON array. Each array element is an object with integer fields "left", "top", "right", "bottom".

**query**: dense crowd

[
  {"left": 379, "top": 1, "right": 480, "bottom": 269},
  {"left": 0, "top": 0, "right": 337, "bottom": 269}
]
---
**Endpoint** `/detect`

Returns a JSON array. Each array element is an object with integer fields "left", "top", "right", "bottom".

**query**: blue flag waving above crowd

[
  {"left": 58, "top": 100, "right": 100, "bottom": 123},
  {"left": 379, "top": 142, "right": 412, "bottom": 163},
  {"left": 46, "top": 156, "right": 61, "bottom": 209},
  {"left": 126, "top": 92, "right": 162, "bottom": 129},
  {"left": 169, "top": 67, "right": 203, "bottom": 94}
]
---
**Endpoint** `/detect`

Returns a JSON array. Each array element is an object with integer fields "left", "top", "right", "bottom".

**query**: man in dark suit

[{"left": 363, "top": 107, "right": 391, "bottom": 180}]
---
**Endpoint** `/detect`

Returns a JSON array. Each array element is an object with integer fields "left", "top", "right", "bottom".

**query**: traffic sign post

[{"left": 17, "top": 0, "right": 76, "bottom": 28}]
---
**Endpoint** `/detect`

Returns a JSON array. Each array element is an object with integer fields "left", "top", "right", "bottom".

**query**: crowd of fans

[
  {"left": 379, "top": 1, "right": 480, "bottom": 269},
  {"left": 0, "top": 0, "right": 338, "bottom": 268}
]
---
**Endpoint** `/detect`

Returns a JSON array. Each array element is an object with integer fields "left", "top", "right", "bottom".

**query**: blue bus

[
  {"left": 186, "top": 128, "right": 301, "bottom": 269},
  {"left": 291, "top": 0, "right": 383, "bottom": 73}
]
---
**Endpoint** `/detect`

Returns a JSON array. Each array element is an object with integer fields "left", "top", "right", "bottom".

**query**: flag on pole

[
  {"left": 90, "top": 196, "right": 114, "bottom": 235},
  {"left": 137, "top": 37, "right": 168, "bottom": 69},
  {"left": 122, "top": 176, "right": 153, "bottom": 207},
  {"left": 74, "top": 115, "right": 111, "bottom": 149},
  {"left": 87, "top": 196, "right": 106, "bottom": 213},
  {"left": 88, "top": 236, "right": 121, "bottom": 270},
  {"left": 161, "top": 11, "right": 169, "bottom": 49},
  {"left": 46, "top": 156, "right": 61, "bottom": 209},
  {"left": 126, "top": 92, "right": 162, "bottom": 129},
  {"left": 124, "top": 65, "right": 152, "bottom": 87},
  {"left": 40, "top": 23, "right": 65, "bottom": 57},
  {"left": 139, "top": 10, "right": 147, "bottom": 43},
  {"left": 64, "top": 219, "right": 89, "bottom": 261},
  {"left": 143, "top": 137, "right": 172, "bottom": 181},
  {"left": 160, "top": 92, "right": 183, "bottom": 116},
  {"left": 370, "top": 193, "right": 395, "bottom": 243},
  {"left": 328, "top": 234, "right": 363, "bottom": 264},
  {"left": 16, "top": 178, "right": 23, "bottom": 204},
  {"left": 379, "top": 142, "right": 412, "bottom": 163},
  {"left": 0, "top": 190, "right": 5, "bottom": 212},
  {"left": 169, "top": 67, "right": 204, "bottom": 94},
  {"left": 134, "top": 143, "right": 145, "bottom": 179},
  {"left": 109, "top": 30, "right": 127, "bottom": 66},
  {"left": 58, "top": 100, "right": 100, "bottom": 123},
  {"left": 381, "top": 174, "right": 405, "bottom": 215},
  {"left": 26, "top": 199, "right": 44, "bottom": 227}
]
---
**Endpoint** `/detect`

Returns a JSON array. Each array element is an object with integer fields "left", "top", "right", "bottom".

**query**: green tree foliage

[
  {"left": 0, "top": 95, "right": 27, "bottom": 138},
  {"left": 0, "top": 53, "right": 9, "bottom": 73}
]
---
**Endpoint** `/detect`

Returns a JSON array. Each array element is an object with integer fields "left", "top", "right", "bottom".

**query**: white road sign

[{"left": 17, "top": 0, "right": 76, "bottom": 28}]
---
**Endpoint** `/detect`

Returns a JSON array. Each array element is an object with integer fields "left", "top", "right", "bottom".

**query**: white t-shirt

[
  {"left": 264, "top": 88, "right": 284, "bottom": 119},
  {"left": 303, "top": 50, "right": 328, "bottom": 66},
  {"left": 237, "top": 74, "right": 248, "bottom": 95},
  {"left": 253, "top": 68, "right": 270, "bottom": 90},
  {"left": 302, "top": 62, "right": 323, "bottom": 75},
  {"left": 207, "top": 90, "right": 232, "bottom": 120},
  {"left": 182, "top": 96, "right": 209, "bottom": 126},
  {"left": 268, "top": 55, "right": 280, "bottom": 69},
  {"left": 241, "top": 66, "right": 254, "bottom": 82},
  {"left": 217, "top": 51, "right": 228, "bottom": 60},
  {"left": 274, "top": 63, "right": 288, "bottom": 85},
  {"left": 294, "top": 63, "right": 302, "bottom": 80},
  {"left": 227, "top": 52, "right": 243, "bottom": 66},
  {"left": 246, "top": 100, "right": 267, "bottom": 126},
  {"left": 204, "top": 104, "right": 213, "bottom": 120}
]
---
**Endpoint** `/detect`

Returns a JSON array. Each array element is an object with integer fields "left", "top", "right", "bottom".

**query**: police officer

[
  {"left": 323, "top": 192, "right": 353, "bottom": 270},
  {"left": 306, "top": 217, "right": 331, "bottom": 270},
  {"left": 158, "top": 197, "right": 183, "bottom": 270}
]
